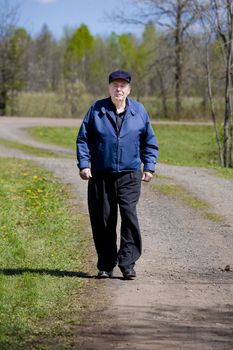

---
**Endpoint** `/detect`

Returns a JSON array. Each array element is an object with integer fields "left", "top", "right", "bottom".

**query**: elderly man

[{"left": 76, "top": 70, "right": 158, "bottom": 279}]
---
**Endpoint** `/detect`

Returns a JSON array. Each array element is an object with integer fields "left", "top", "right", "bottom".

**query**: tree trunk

[
  {"left": 223, "top": 0, "right": 233, "bottom": 167},
  {"left": 174, "top": 1, "right": 182, "bottom": 117},
  {"left": 0, "top": 73, "right": 7, "bottom": 116},
  {"left": 223, "top": 61, "right": 231, "bottom": 167},
  {"left": 157, "top": 67, "right": 168, "bottom": 118},
  {"left": 0, "top": 61, "right": 7, "bottom": 116},
  {"left": 205, "top": 42, "right": 224, "bottom": 166},
  {"left": 0, "top": 92, "right": 7, "bottom": 116}
]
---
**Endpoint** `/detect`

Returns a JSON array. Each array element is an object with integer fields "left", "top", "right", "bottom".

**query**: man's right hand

[{"left": 79, "top": 168, "right": 92, "bottom": 180}]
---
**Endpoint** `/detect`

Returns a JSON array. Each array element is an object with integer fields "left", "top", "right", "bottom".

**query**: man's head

[{"left": 108, "top": 70, "right": 131, "bottom": 106}]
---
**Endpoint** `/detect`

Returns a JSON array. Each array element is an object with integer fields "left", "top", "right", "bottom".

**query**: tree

[
  {"left": 132, "top": 22, "right": 157, "bottom": 100},
  {"left": 65, "top": 24, "right": 94, "bottom": 84},
  {"left": 116, "top": 0, "right": 199, "bottom": 116},
  {"left": 27, "top": 24, "right": 59, "bottom": 91},
  {"left": 0, "top": 0, "right": 20, "bottom": 115},
  {"left": 64, "top": 24, "right": 94, "bottom": 115},
  {"left": 7, "top": 27, "right": 30, "bottom": 114},
  {"left": 86, "top": 36, "right": 109, "bottom": 95},
  {"left": 194, "top": 0, "right": 233, "bottom": 167},
  {"left": 104, "top": 28, "right": 157, "bottom": 100},
  {"left": 150, "top": 33, "right": 173, "bottom": 118}
]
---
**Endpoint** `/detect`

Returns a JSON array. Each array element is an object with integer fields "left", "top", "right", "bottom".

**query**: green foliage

[
  {"left": 63, "top": 24, "right": 95, "bottom": 115},
  {"left": 106, "top": 32, "right": 121, "bottom": 69},
  {"left": 0, "top": 158, "right": 90, "bottom": 348},
  {"left": 0, "top": 2, "right": 232, "bottom": 124},
  {"left": 8, "top": 27, "right": 30, "bottom": 91},
  {"left": 0, "top": 24, "right": 30, "bottom": 115},
  {"left": 67, "top": 24, "right": 94, "bottom": 61},
  {"left": 118, "top": 33, "right": 137, "bottom": 70}
]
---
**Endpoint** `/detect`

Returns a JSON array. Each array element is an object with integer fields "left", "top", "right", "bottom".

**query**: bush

[
  {"left": 10, "top": 90, "right": 94, "bottom": 118},
  {"left": 8, "top": 91, "right": 225, "bottom": 121},
  {"left": 140, "top": 96, "right": 224, "bottom": 121}
]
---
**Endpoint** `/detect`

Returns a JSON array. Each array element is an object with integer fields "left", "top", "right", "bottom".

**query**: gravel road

[{"left": 0, "top": 117, "right": 233, "bottom": 350}]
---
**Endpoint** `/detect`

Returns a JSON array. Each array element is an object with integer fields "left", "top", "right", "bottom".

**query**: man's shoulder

[
  {"left": 128, "top": 98, "right": 147, "bottom": 114},
  {"left": 91, "top": 97, "right": 111, "bottom": 110}
]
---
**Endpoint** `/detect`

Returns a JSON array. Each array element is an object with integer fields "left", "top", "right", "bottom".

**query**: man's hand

[
  {"left": 79, "top": 168, "right": 92, "bottom": 180},
  {"left": 142, "top": 171, "right": 153, "bottom": 182}
]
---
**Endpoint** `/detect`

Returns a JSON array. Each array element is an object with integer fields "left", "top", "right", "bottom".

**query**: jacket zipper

[
  {"left": 116, "top": 134, "right": 120, "bottom": 172},
  {"left": 116, "top": 114, "right": 120, "bottom": 172}
]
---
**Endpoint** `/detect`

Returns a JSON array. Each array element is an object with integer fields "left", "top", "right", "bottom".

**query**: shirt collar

[{"left": 102, "top": 97, "right": 135, "bottom": 116}]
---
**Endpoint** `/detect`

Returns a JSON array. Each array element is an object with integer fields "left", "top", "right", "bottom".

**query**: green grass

[
  {"left": 0, "top": 138, "right": 72, "bottom": 158},
  {"left": 28, "top": 127, "right": 78, "bottom": 150},
  {"left": 28, "top": 124, "right": 233, "bottom": 179},
  {"left": 0, "top": 157, "right": 91, "bottom": 349},
  {"left": 213, "top": 166, "right": 233, "bottom": 179},
  {"left": 153, "top": 124, "right": 218, "bottom": 167},
  {"left": 154, "top": 182, "right": 223, "bottom": 222},
  {"left": 153, "top": 124, "right": 233, "bottom": 179}
]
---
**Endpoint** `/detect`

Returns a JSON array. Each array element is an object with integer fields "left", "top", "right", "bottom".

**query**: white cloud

[{"left": 34, "top": 0, "right": 57, "bottom": 4}]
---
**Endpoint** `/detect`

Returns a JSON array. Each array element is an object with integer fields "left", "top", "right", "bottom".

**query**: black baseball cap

[{"left": 109, "top": 70, "right": 131, "bottom": 84}]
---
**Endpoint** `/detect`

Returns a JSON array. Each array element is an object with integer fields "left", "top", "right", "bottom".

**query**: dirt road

[{"left": 0, "top": 117, "right": 233, "bottom": 350}]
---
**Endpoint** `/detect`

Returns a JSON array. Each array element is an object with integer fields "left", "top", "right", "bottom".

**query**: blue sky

[{"left": 12, "top": 0, "right": 143, "bottom": 39}]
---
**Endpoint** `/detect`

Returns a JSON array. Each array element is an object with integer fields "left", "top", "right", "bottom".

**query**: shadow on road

[
  {"left": 0, "top": 267, "right": 126, "bottom": 280},
  {"left": 75, "top": 303, "right": 233, "bottom": 350},
  {"left": 0, "top": 267, "right": 95, "bottom": 278}
]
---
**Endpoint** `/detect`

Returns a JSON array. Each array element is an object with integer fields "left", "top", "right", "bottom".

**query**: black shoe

[
  {"left": 122, "top": 269, "right": 136, "bottom": 279},
  {"left": 97, "top": 270, "right": 113, "bottom": 279}
]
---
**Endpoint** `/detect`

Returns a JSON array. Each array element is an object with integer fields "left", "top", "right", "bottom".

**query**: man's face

[{"left": 108, "top": 79, "right": 131, "bottom": 105}]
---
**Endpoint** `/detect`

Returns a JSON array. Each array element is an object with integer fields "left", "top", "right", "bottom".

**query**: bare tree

[
  {"left": 116, "top": 0, "right": 199, "bottom": 116},
  {"left": 194, "top": 0, "right": 233, "bottom": 167}
]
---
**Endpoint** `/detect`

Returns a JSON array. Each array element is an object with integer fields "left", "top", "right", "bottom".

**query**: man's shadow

[
  {"left": 0, "top": 268, "right": 125, "bottom": 279},
  {"left": 0, "top": 268, "right": 95, "bottom": 278}
]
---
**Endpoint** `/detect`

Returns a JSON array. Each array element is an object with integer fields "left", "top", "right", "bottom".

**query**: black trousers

[{"left": 88, "top": 171, "right": 142, "bottom": 272}]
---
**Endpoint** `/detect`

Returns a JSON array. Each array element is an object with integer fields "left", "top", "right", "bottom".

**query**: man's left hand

[{"left": 142, "top": 171, "right": 153, "bottom": 182}]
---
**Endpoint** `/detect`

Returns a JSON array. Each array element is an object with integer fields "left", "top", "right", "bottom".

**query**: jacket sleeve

[
  {"left": 140, "top": 110, "right": 159, "bottom": 172},
  {"left": 76, "top": 106, "right": 93, "bottom": 170}
]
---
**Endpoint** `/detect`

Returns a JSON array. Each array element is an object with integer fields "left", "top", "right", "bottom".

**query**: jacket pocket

[{"left": 120, "top": 142, "right": 139, "bottom": 165}]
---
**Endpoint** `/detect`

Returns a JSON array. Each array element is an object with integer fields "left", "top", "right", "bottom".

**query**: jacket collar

[{"left": 101, "top": 97, "right": 136, "bottom": 117}]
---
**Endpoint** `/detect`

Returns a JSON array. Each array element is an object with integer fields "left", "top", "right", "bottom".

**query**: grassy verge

[
  {"left": 153, "top": 124, "right": 233, "bottom": 179},
  {"left": 0, "top": 157, "right": 91, "bottom": 349},
  {"left": 153, "top": 181, "right": 223, "bottom": 222},
  {"left": 28, "top": 127, "right": 77, "bottom": 150},
  {"left": 29, "top": 124, "right": 233, "bottom": 179},
  {"left": 0, "top": 138, "right": 73, "bottom": 159},
  {"left": 154, "top": 124, "right": 218, "bottom": 167}
]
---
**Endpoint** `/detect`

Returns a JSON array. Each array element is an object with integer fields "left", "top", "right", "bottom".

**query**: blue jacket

[{"left": 76, "top": 97, "right": 158, "bottom": 173}]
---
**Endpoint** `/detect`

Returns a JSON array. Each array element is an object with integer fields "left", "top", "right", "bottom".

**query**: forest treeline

[
  {"left": 1, "top": 0, "right": 233, "bottom": 166},
  {"left": 0, "top": 1, "right": 225, "bottom": 119}
]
